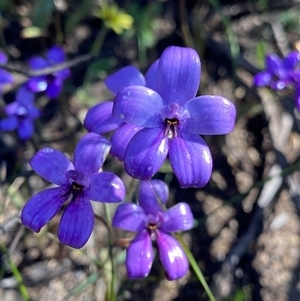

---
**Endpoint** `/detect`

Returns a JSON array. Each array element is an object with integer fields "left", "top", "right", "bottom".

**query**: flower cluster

[
  {"left": 21, "top": 133, "right": 125, "bottom": 248},
  {"left": 112, "top": 180, "right": 194, "bottom": 280},
  {"left": 254, "top": 51, "right": 300, "bottom": 111}
]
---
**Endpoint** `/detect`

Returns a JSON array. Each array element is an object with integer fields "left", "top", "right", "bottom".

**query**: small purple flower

[
  {"left": 112, "top": 46, "right": 236, "bottom": 188},
  {"left": 0, "top": 85, "right": 39, "bottom": 140},
  {"left": 254, "top": 51, "right": 300, "bottom": 90},
  {"left": 84, "top": 61, "right": 159, "bottom": 161},
  {"left": 112, "top": 180, "right": 194, "bottom": 280},
  {"left": 0, "top": 51, "right": 14, "bottom": 91},
  {"left": 21, "top": 133, "right": 126, "bottom": 248},
  {"left": 26, "top": 46, "right": 71, "bottom": 99}
]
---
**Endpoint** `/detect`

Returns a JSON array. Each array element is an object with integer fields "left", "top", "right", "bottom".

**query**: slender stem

[
  {"left": 176, "top": 234, "right": 216, "bottom": 301},
  {"left": 90, "top": 26, "right": 109, "bottom": 57},
  {"left": 104, "top": 203, "right": 116, "bottom": 301}
]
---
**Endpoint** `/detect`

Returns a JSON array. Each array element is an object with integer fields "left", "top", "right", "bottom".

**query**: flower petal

[
  {"left": 283, "top": 51, "right": 300, "bottom": 70},
  {"left": 18, "top": 118, "right": 34, "bottom": 140},
  {"left": 21, "top": 187, "right": 65, "bottom": 232},
  {"left": 156, "top": 46, "right": 200, "bottom": 106},
  {"left": 47, "top": 46, "right": 66, "bottom": 64},
  {"left": 126, "top": 229, "right": 154, "bottom": 278},
  {"left": 113, "top": 86, "right": 164, "bottom": 127},
  {"left": 58, "top": 195, "right": 94, "bottom": 248},
  {"left": 110, "top": 123, "right": 142, "bottom": 161},
  {"left": 46, "top": 78, "right": 62, "bottom": 99},
  {"left": 169, "top": 131, "right": 212, "bottom": 188},
  {"left": 160, "top": 203, "right": 194, "bottom": 232},
  {"left": 183, "top": 95, "right": 236, "bottom": 135},
  {"left": 145, "top": 59, "right": 159, "bottom": 91},
  {"left": 0, "top": 69, "right": 14, "bottom": 85},
  {"left": 124, "top": 127, "right": 169, "bottom": 180},
  {"left": 29, "top": 57, "right": 49, "bottom": 70},
  {"left": 84, "top": 101, "right": 123, "bottom": 134},
  {"left": 0, "top": 116, "right": 18, "bottom": 131},
  {"left": 27, "top": 77, "right": 48, "bottom": 92},
  {"left": 30, "top": 148, "right": 74, "bottom": 186},
  {"left": 16, "top": 85, "right": 35, "bottom": 104},
  {"left": 138, "top": 180, "right": 169, "bottom": 214},
  {"left": 55, "top": 68, "right": 71, "bottom": 80},
  {"left": 105, "top": 66, "right": 146, "bottom": 95},
  {"left": 73, "top": 133, "right": 111, "bottom": 175},
  {"left": 156, "top": 231, "right": 189, "bottom": 280},
  {"left": 253, "top": 71, "right": 272, "bottom": 87},
  {"left": 266, "top": 54, "right": 282, "bottom": 75},
  {"left": 0, "top": 51, "right": 8, "bottom": 64},
  {"left": 87, "top": 172, "right": 125, "bottom": 203},
  {"left": 112, "top": 203, "right": 146, "bottom": 232}
]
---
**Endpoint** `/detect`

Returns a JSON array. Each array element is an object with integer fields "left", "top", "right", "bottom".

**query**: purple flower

[
  {"left": 0, "top": 85, "right": 39, "bottom": 140},
  {"left": 21, "top": 133, "right": 126, "bottom": 248},
  {"left": 26, "top": 46, "right": 71, "bottom": 99},
  {"left": 84, "top": 61, "right": 159, "bottom": 161},
  {"left": 0, "top": 51, "right": 14, "bottom": 91},
  {"left": 112, "top": 180, "right": 194, "bottom": 280},
  {"left": 112, "top": 46, "right": 236, "bottom": 188},
  {"left": 254, "top": 51, "right": 300, "bottom": 90}
]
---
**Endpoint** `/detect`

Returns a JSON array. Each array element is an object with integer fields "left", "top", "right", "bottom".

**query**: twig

[{"left": 0, "top": 53, "right": 92, "bottom": 77}]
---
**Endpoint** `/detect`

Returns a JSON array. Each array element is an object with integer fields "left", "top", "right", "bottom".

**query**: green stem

[
  {"left": 175, "top": 235, "right": 216, "bottom": 301},
  {"left": 104, "top": 203, "right": 116, "bottom": 301},
  {"left": 90, "top": 26, "right": 108, "bottom": 57}
]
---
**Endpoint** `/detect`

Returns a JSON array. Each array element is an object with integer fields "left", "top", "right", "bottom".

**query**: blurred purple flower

[
  {"left": 112, "top": 46, "right": 236, "bottom": 188},
  {"left": 254, "top": 52, "right": 300, "bottom": 90},
  {"left": 0, "top": 85, "right": 39, "bottom": 140},
  {"left": 21, "top": 133, "right": 125, "bottom": 248},
  {"left": 0, "top": 51, "right": 14, "bottom": 91},
  {"left": 26, "top": 46, "right": 71, "bottom": 99},
  {"left": 84, "top": 61, "right": 159, "bottom": 161},
  {"left": 112, "top": 180, "right": 193, "bottom": 280}
]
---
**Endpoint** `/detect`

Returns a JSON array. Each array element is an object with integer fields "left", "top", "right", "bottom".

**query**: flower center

[
  {"left": 62, "top": 170, "right": 89, "bottom": 198},
  {"left": 165, "top": 118, "right": 178, "bottom": 138}
]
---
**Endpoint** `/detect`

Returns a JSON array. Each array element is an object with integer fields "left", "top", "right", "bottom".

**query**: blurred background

[{"left": 1, "top": 0, "right": 300, "bottom": 300}]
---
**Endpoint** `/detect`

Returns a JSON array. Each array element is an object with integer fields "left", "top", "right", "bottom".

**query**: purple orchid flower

[
  {"left": 26, "top": 46, "right": 71, "bottom": 99},
  {"left": 254, "top": 51, "right": 300, "bottom": 90},
  {"left": 112, "top": 46, "right": 236, "bottom": 188},
  {"left": 0, "top": 85, "right": 39, "bottom": 140},
  {"left": 21, "top": 133, "right": 126, "bottom": 248},
  {"left": 112, "top": 180, "right": 194, "bottom": 280},
  {"left": 0, "top": 51, "right": 14, "bottom": 91},
  {"left": 84, "top": 61, "right": 159, "bottom": 161}
]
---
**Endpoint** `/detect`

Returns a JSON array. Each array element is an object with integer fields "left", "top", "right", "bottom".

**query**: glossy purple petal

[
  {"left": 156, "top": 46, "right": 200, "bottom": 106},
  {"left": 18, "top": 118, "right": 34, "bottom": 140},
  {"left": 110, "top": 123, "right": 142, "bottom": 161},
  {"left": 105, "top": 66, "right": 146, "bottom": 95},
  {"left": 160, "top": 203, "right": 194, "bottom": 232},
  {"left": 87, "top": 172, "right": 125, "bottom": 203},
  {"left": 156, "top": 231, "right": 189, "bottom": 280},
  {"left": 253, "top": 71, "right": 272, "bottom": 87},
  {"left": 27, "top": 77, "right": 48, "bottom": 92},
  {"left": 0, "top": 52, "right": 8, "bottom": 64},
  {"left": 112, "top": 203, "right": 146, "bottom": 232},
  {"left": 84, "top": 101, "right": 123, "bottom": 134},
  {"left": 126, "top": 229, "right": 154, "bottom": 278},
  {"left": 0, "top": 69, "right": 14, "bottom": 85},
  {"left": 113, "top": 86, "right": 164, "bottom": 127},
  {"left": 73, "top": 133, "right": 111, "bottom": 175},
  {"left": 124, "top": 127, "right": 169, "bottom": 180},
  {"left": 30, "top": 148, "right": 74, "bottom": 186},
  {"left": 58, "top": 195, "right": 94, "bottom": 248},
  {"left": 145, "top": 59, "right": 159, "bottom": 91},
  {"left": 47, "top": 46, "right": 66, "bottom": 64},
  {"left": 0, "top": 116, "right": 18, "bottom": 131},
  {"left": 169, "top": 131, "right": 212, "bottom": 188},
  {"left": 21, "top": 187, "right": 66, "bottom": 232},
  {"left": 29, "top": 57, "right": 49, "bottom": 70},
  {"left": 16, "top": 85, "right": 35, "bottom": 104},
  {"left": 46, "top": 78, "right": 62, "bottom": 99},
  {"left": 183, "top": 95, "right": 236, "bottom": 135},
  {"left": 138, "top": 180, "right": 169, "bottom": 214}
]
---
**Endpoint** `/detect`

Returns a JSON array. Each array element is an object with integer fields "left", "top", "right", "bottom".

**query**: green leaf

[
  {"left": 32, "top": 0, "right": 55, "bottom": 29},
  {"left": 256, "top": 40, "right": 266, "bottom": 69}
]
